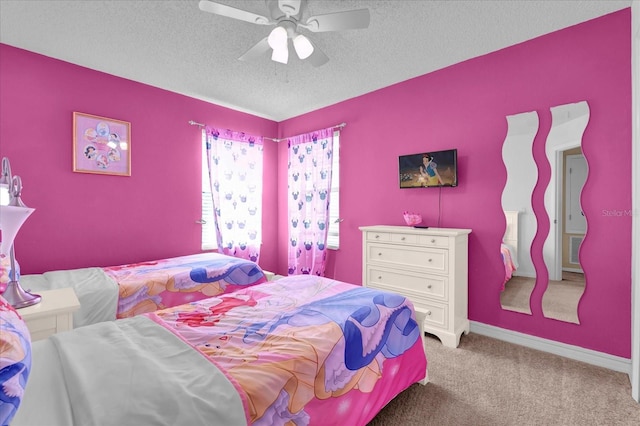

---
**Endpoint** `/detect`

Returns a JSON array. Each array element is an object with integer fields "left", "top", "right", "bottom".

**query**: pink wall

[
  {"left": 278, "top": 10, "right": 632, "bottom": 358},
  {"left": 0, "top": 44, "right": 279, "bottom": 275},
  {"left": 1, "top": 9, "right": 632, "bottom": 358}
]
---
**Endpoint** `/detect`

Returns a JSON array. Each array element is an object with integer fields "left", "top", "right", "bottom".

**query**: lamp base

[{"left": 2, "top": 280, "right": 41, "bottom": 309}]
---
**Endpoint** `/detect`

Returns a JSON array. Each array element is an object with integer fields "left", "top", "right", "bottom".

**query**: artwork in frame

[{"left": 73, "top": 112, "right": 131, "bottom": 176}]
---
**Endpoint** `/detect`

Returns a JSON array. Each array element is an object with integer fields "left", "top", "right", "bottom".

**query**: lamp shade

[
  {"left": 0, "top": 185, "right": 9, "bottom": 206},
  {"left": 0, "top": 205, "right": 34, "bottom": 257}
]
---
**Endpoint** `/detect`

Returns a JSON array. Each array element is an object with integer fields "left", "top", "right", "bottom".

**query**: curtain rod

[
  {"left": 188, "top": 120, "right": 346, "bottom": 142},
  {"left": 266, "top": 122, "right": 346, "bottom": 142}
]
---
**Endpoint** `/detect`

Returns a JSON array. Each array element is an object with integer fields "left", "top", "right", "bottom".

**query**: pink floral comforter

[
  {"left": 104, "top": 253, "right": 267, "bottom": 318},
  {"left": 148, "top": 275, "right": 427, "bottom": 426},
  {"left": 501, "top": 243, "right": 517, "bottom": 291}
]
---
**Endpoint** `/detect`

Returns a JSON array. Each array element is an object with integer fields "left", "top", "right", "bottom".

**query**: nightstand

[
  {"left": 263, "top": 270, "right": 276, "bottom": 281},
  {"left": 18, "top": 287, "right": 80, "bottom": 341},
  {"left": 262, "top": 271, "right": 285, "bottom": 281}
]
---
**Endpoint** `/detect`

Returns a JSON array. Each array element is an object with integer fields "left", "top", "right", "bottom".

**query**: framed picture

[{"left": 73, "top": 112, "right": 131, "bottom": 176}]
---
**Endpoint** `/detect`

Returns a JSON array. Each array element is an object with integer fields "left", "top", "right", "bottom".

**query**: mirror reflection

[
  {"left": 542, "top": 101, "right": 590, "bottom": 323},
  {"left": 500, "top": 111, "right": 539, "bottom": 315}
]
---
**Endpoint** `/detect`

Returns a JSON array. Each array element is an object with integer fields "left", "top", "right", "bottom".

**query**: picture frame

[{"left": 73, "top": 112, "right": 131, "bottom": 176}]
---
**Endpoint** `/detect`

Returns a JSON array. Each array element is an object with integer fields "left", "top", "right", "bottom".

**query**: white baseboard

[{"left": 469, "top": 321, "right": 632, "bottom": 377}]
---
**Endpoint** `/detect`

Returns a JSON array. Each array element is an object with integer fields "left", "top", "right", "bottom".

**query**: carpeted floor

[{"left": 368, "top": 333, "right": 640, "bottom": 426}]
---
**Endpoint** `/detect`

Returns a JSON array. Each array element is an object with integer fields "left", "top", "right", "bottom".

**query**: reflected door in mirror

[{"left": 542, "top": 101, "right": 590, "bottom": 323}]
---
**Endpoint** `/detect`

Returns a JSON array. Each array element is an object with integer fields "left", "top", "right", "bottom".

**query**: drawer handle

[
  {"left": 427, "top": 284, "right": 432, "bottom": 289},
  {"left": 431, "top": 239, "right": 436, "bottom": 243},
  {"left": 426, "top": 310, "right": 432, "bottom": 316},
  {"left": 401, "top": 236, "right": 406, "bottom": 241},
  {"left": 375, "top": 234, "right": 380, "bottom": 239},
  {"left": 378, "top": 252, "right": 382, "bottom": 256},
  {"left": 378, "top": 275, "right": 382, "bottom": 280},
  {"left": 428, "top": 258, "right": 432, "bottom": 263}
]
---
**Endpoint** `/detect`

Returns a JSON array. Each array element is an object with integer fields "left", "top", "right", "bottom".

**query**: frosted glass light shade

[
  {"left": 293, "top": 34, "right": 314, "bottom": 59},
  {"left": 271, "top": 46, "right": 289, "bottom": 64},
  {"left": 268, "top": 26, "right": 289, "bottom": 64},
  {"left": 0, "top": 205, "right": 34, "bottom": 257},
  {"left": 267, "top": 26, "right": 287, "bottom": 50}
]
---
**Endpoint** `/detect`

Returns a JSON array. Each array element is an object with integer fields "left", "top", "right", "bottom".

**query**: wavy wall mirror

[
  {"left": 500, "top": 111, "right": 539, "bottom": 315},
  {"left": 542, "top": 101, "right": 590, "bottom": 323},
  {"left": 499, "top": 102, "right": 590, "bottom": 323}
]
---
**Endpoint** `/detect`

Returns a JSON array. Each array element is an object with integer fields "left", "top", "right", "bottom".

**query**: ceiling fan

[{"left": 198, "top": 0, "right": 370, "bottom": 67}]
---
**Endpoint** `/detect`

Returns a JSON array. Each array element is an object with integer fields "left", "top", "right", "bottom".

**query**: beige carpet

[
  {"left": 500, "top": 275, "right": 534, "bottom": 315},
  {"left": 368, "top": 333, "right": 639, "bottom": 425}
]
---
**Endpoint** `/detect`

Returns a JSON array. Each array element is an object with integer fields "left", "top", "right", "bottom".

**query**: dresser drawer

[
  {"left": 418, "top": 234, "right": 450, "bottom": 248},
  {"left": 367, "top": 266, "right": 448, "bottom": 302},
  {"left": 366, "top": 243, "right": 448, "bottom": 274},
  {"left": 418, "top": 302, "right": 448, "bottom": 330},
  {"left": 366, "top": 232, "right": 390, "bottom": 242},
  {"left": 390, "top": 233, "right": 418, "bottom": 244}
]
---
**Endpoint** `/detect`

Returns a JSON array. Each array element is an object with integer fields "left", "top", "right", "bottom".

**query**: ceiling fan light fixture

[
  {"left": 293, "top": 34, "right": 314, "bottom": 59},
  {"left": 198, "top": 0, "right": 371, "bottom": 67},
  {"left": 271, "top": 46, "right": 289, "bottom": 64},
  {"left": 267, "top": 25, "right": 288, "bottom": 50}
]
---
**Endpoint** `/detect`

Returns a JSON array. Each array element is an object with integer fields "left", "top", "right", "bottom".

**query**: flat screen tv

[{"left": 399, "top": 149, "right": 458, "bottom": 188}]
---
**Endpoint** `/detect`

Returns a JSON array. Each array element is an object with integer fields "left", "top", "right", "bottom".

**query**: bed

[
  {"left": 19, "top": 252, "right": 268, "bottom": 327},
  {"left": 501, "top": 210, "right": 519, "bottom": 290},
  {"left": 7, "top": 274, "right": 428, "bottom": 426}
]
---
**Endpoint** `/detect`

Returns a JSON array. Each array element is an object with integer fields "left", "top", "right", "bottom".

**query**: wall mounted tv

[{"left": 399, "top": 149, "right": 458, "bottom": 188}]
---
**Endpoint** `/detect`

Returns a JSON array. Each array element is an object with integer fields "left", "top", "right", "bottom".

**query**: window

[
  {"left": 327, "top": 130, "right": 340, "bottom": 249},
  {"left": 203, "top": 130, "right": 338, "bottom": 251},
  {"left": 201, "top": 130, "right": 217, "bottom": 250}
]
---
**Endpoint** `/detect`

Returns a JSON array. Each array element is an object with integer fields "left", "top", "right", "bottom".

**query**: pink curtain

[
  {"left": 287, "top": 127, "right": 334, "bottom": 276},
  {"left": 205, "top": 127, "right": 263, "bottom": 262}
]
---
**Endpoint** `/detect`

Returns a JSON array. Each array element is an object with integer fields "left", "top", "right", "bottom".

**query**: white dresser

[{"left": 360, "top": 225, "right": 471, "bottom": 348}]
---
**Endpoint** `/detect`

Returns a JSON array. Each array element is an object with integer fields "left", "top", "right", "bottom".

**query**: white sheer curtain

[
  {"left": 205, "top": 127, "right": 263, "bottom": 261},
  {"left": 287, "top": 127, "right": 335, "bottom": 276}
]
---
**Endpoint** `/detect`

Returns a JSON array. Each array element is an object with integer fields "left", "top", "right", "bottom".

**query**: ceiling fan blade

[
  {"left": 238, "top": 37, "right": 271, "bottom": 62},
  {"left": 304, "top": 9, "right": 370, "bottom": 32},
  {"left": 305, "top": 40, "right": 329, "bottom": 67},
  {"left": 199, "top": 0, "right": 272, "bottom": 25}
]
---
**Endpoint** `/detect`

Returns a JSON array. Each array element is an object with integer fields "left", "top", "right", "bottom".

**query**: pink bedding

[
  {"left": 501, "top": 243, "right": 517, "bottom": 291},
  {"left": 103, "top": 253, "right": 267, "bottom": 318},
  {"left": 149, "top": 274, "right": 427, "bottom": 425}
]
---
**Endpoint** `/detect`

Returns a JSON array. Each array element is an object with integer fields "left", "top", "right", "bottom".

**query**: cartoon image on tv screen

[{"left": 399, "top": 150, "right": 457, "bottom": 188}]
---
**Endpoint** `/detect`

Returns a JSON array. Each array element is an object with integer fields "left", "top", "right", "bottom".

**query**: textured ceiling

[{"left": 0, "top": 0, "right": 631, "bottom": 121}]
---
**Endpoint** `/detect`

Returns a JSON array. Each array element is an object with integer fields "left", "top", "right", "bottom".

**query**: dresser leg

[{"left": 424, "top": 328, "right": 462, "bottom": 348}]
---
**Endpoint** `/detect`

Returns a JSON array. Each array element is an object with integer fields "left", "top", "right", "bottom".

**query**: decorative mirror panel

[
  {"left": 500, "top": 111, "right": 539, "bottom": 315},
  {"left": 542, "top": 101, "right": 590, "bottom": 323}
]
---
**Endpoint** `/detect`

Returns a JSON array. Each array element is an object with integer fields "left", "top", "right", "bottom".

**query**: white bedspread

[
  {"left": 12, "top": 316, "right": 247, "bottom": 426},
  {"left": 20, "top": 267, "right": 119, "bottom": 327}
]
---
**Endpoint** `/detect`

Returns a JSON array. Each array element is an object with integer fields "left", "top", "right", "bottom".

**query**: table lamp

[{"left": 0, "top": 157, "right": 40, "bottom": 308}]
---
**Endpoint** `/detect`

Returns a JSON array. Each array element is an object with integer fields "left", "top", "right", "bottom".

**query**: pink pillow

[{"left": 0, "top": 295, "right": 31, "bottom": 425}]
